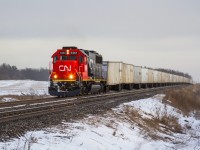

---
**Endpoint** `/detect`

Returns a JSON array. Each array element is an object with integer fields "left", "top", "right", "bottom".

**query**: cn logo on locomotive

[{"left": 59, "top": 65, "right": 72, "bottom": 72}]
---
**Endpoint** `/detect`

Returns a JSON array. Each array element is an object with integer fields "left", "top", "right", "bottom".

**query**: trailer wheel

[
  {"left": 115, "top": 84, "right": 122, "bottom": 91},
  {"left": 125, "top": 84, "right": 130, "bottom": 90}
]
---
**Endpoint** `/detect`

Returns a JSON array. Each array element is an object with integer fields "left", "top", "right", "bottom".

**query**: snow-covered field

[
  {"left": 0, "top": 80, "right": 49, "bottom": 96},
  {"left": 0, "top": 80, "right": 49, "bottom": 102},
  {"left": 0, "top": 81, "right": 199, "bottom": 149},
  {"left": 1, "top": 94, "right": 200, "bottom": 150}
]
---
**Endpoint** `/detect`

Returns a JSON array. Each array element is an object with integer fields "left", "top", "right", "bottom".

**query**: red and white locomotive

[{"left": 49, "top": 47, "right": 106, "bottom": 97}]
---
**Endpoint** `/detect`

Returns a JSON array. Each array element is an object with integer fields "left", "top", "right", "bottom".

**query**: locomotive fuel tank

[{"left": 90, "top": 84, "right": 101, "bottom": 93}]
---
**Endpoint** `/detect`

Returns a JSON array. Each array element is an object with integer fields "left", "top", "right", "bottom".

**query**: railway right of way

[{"left": 0, "top": 85, "right": 184, "bottom": 124}]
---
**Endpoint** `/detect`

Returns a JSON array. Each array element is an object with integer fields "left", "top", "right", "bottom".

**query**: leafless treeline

[
  {"left": 156, "top": 68, "right": 192, "bottom": 79},
  {"left": 0, "top": 63, "right": 49, "bottom": 81}
]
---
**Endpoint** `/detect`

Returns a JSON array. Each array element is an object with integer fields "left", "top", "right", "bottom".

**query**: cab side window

[
  {"left": 79, "top": 56, "right": 83, "bottom": 63},
  {"left": 54, "top": 56, "right": 58, "bottom": 63}
]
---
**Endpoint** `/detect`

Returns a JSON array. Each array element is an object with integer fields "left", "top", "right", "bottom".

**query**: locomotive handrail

[{"left": 75, "top": 69, "right": 82, "bottom": 86}]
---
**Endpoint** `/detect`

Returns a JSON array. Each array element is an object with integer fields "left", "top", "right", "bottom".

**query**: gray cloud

[
  {"left": 0, "top": 0, "right": 200, "bottom": 38},
  {"left": 0, "top": 0, "right": 200, "bottom": 82}
]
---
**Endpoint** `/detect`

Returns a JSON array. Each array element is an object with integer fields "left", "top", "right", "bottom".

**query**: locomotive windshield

[
  {"left": 61, "top": 56, "right": 68, "bottom": 60},
  {"left": 70, "top": 56, "right": 77, "bottom": 60}
]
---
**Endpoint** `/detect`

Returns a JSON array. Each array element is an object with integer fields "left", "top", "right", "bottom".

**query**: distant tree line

[
  {"left": 0, "top": 63, "right": 49, "bottom": 81},
  {"left": 155, "top": 68, "right": 192, "bottom": 79}
]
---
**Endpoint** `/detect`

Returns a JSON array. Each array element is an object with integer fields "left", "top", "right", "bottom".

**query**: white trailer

[
  {"left": 102, "top": 61, "right": 123, "bottom": 85},
  {"left": 148, "top": 69, "right": 154, "bottom": 83},
  {"left": 141, "top": 67, "right": 148, "bottom": 83},
  {"left": 133, "top": 66, "right": 142, "bottom": 83},
  {"left": 122, "top": 63, "right": 134, "bottom": 84}
]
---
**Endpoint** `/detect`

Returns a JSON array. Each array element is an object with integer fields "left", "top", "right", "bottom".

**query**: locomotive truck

[{"left": 48, "top": 46, "right": 192, "bottom": 97}]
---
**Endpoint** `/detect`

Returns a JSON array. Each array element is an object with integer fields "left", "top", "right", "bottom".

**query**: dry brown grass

[
  {"left": 164, "top": 85, "right": 200, "bottom": 116},
  {"left": 122, "top": 105, "right": 182, "bottom": 141}
]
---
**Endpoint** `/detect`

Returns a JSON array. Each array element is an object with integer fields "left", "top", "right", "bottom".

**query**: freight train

[{"left": 48, "top": 46, "right": 192, "bottom": 97}]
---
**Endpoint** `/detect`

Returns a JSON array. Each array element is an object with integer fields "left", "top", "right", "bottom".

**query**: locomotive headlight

[
  {"left": 53, "top": 75, "right": 58, "bottom": 79},
  {"left": 69, "top": 74, "right": 73, "bottom": 79}
]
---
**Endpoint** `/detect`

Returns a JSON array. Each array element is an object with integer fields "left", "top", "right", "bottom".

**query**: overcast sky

[{"left": 0, "top": 0, "right": 200, "bottom": 82}]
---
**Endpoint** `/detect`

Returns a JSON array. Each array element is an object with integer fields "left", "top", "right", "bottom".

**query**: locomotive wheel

[
  {"left": 62, "top": 93, "right": 66, "bottom": 98},
  {"left": 79, "top": 87, "right": 84, "bottom": 96}
]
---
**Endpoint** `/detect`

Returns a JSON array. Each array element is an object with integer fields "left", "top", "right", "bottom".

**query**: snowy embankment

[
  {"left": 0, "top": 80, "right": 49, "bottom": 102},
  {"left": 1, "top": 94, "right": 200, "bottom": 150}
]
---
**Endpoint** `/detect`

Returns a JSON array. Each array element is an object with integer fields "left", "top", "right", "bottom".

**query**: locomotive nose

[{"left": 57, "top": 61, "right": 78, "bottom": 80}]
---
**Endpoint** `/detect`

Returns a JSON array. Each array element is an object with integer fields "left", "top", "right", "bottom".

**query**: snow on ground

[
  {"left": 0, "top": 97, "right": 17, "bottom": 102},
  {"left": 1, "top": 94, "right": 200, "bottom": 150},
  {"left": 0, "top": 80, "right": 49, "bottom": 96}
]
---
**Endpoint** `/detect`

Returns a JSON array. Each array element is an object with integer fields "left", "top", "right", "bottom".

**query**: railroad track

[{"left": 0, "top": 86, "right": 183, "bottom": 124}]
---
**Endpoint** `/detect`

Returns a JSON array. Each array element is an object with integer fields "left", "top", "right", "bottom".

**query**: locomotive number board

[
  {"left": 70, "top": 51, "right": 78, "bottom": 55},
  {"left": 60, "top": 51, "right": 78, "bottom": 55}
]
